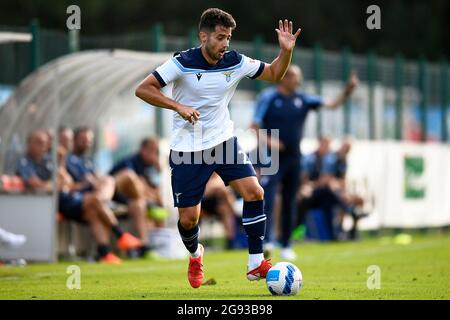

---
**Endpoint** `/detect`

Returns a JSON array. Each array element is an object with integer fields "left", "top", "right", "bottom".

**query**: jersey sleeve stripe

[
  {"left": 152, "top": 70, "right": 167, "bottom": 87},
  {"left": 249, "top": 62, "right": 265, "bottom": 80}
]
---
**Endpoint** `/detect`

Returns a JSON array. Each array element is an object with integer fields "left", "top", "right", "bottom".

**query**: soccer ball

[{"left": 266, "top": 262, "right": 302, "bottom": 296}]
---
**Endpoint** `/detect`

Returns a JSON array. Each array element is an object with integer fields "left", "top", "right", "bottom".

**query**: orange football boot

[
  {"left": 246, "top": 259, "right": 272, "bottom": 281},
  {"left": 187, "top": 244, "right": 204, "bottom": 288},
  {"left": 117, "top": 232, "right": 142, "bottom": 251},
  {"left": 100, "top": 252, "right": 123, "bottom": 265}
]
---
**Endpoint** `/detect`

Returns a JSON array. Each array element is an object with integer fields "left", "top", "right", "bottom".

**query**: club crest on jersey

[
  {"left": 222, "top": 70, "right": 235, "bottom": 82},
  {"left": 196, "top": 73, "right": 203, "bottom": 81},
  {"left": 294, "top": 97, "right": 303, "bottom": 108}
]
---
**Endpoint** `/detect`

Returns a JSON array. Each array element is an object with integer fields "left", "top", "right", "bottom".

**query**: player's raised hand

[
  {"left": 176, "top": 104, "right": 200, "bottom": 124},
  {"left": 275, "top": 19, "right": 301, "bottom": 51}
]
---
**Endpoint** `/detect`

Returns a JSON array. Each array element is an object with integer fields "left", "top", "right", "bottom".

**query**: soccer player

[
  {"left": 251, "top": 64, "right": 358, "bottom": 260},
  {"left": 135, "top": 8, "right": 301, "bottom": 288}
]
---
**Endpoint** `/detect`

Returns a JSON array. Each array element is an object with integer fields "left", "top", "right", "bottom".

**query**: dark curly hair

[{"left": 198, "top": 8, "right": 236, "bottom": 32}]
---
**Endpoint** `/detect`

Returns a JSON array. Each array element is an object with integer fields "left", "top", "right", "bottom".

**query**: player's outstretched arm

[
  {"left": 323, "top": 71, "right": 359, "bottom": 109},
  {"left": 256, "top": 19, "right": 301, "bottom": 82},
  {"left": 135, "top": 74, "right": 200, "bottom": 124}
]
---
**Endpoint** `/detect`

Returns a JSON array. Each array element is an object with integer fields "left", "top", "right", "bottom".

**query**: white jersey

[{"left": 153, "top": 47, "right": 264, "bottom": 152}]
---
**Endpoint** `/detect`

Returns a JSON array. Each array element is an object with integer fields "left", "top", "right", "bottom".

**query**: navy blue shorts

[
  {"left": 58, "top": 191, "right": 85, "bottom": 223},
  {"left": 169, "top": 137, "right": 256, "bottom": 208}
]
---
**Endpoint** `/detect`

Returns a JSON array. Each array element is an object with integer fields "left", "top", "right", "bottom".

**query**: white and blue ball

[{"left": 266, "top": 262, "right": 302, "bottom": 296}]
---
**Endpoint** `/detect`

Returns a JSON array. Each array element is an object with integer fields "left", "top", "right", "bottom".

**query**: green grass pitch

[{"left": 1, "top": 232, "right": 449, "bottom": 300}]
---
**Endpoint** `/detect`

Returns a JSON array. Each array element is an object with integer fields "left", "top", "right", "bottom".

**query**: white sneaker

[
  {"left": 0, "top": 228, "right": 26, "bottom": 248},
  {"left": 280, "top": 247, "right": 297, "bottom": 261}
]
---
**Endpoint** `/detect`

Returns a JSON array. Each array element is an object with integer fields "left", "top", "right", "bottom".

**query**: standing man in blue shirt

[{"left": 251, "top": 64, "right": 358, "bottom": 260}]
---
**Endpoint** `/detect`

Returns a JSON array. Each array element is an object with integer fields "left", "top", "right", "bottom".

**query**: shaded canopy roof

[{"left": 0, "top": 49, "right": 171, "bottom": 174}]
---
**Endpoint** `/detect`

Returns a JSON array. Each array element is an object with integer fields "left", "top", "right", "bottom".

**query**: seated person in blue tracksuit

[
  {"left": 65, "top": 127, "right": 112, "bottom": 195},
  {"left": 66, "top": 127, "right": 149, "bottom": 257},
  {"left": 16, "top": 129, "right": 142, "bottom": 263},
  {"left": 323, "top": 141, "right": 366, "bottom": 239},
  {"left": 109, "top": 137, "right": 167, "bottom": 226},
  {"left": 299, "top": 137, "right": 350, "bottom": 240},
  {"left": 57, "top": 145, "right": 142, "bottom": 263},
  {"left": 16, "top": 130, "right": 53, "bottom": 192},
  {"left": 323, "top": 143, "right": 349, "bottom": 183}
]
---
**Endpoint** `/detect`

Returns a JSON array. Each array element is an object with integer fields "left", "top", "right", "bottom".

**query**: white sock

[
  {"left": 248, "top": 253, "right": 264, "bottom": 270},
  {"left": 190, "top": 244, "right": 202, "bottom": 258}
]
